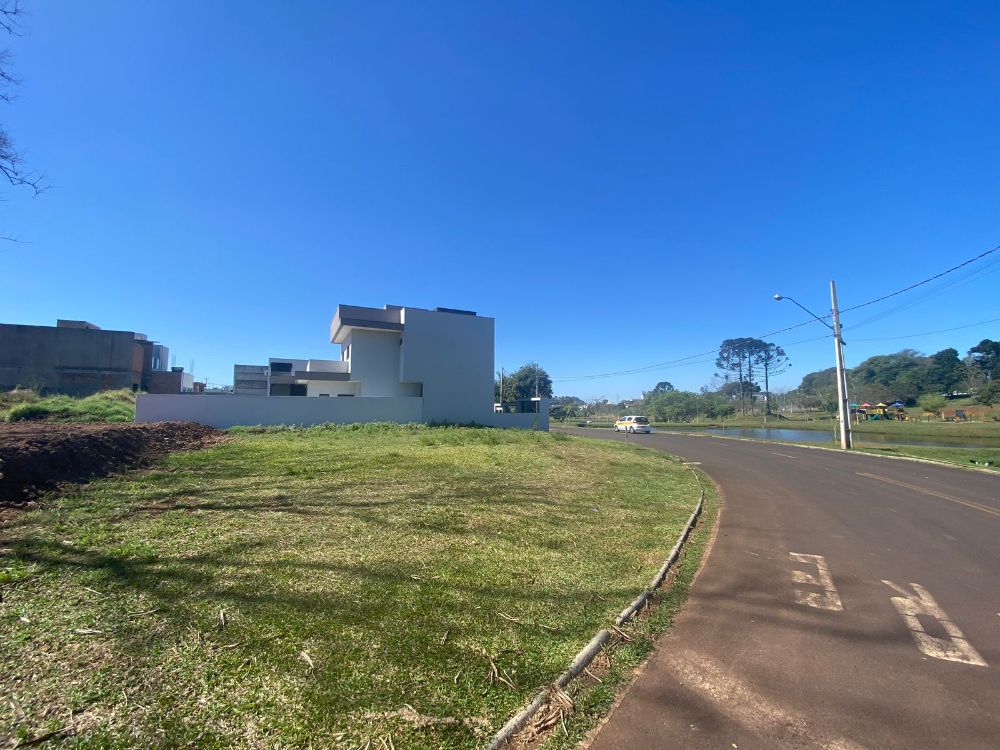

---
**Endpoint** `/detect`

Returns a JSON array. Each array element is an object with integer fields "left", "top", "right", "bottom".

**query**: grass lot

[
  {"left": 1, "top": 388, "right": 136, "bottom": 422},
  {"left": 1, "top": 425, "right": 703, "bottom": 749}
]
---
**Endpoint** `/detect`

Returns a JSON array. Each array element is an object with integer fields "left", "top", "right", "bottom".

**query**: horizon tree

[
  {"left": 754, "top": 342, "right": 791, "bottom": 415},
  {"left": 716, "top": 338, "right": 752, "bottom": 416},
  {"left": 495, "top": 362, "right": 553, "bottom": 405},
  {"left": 968, "top": 339, "right": 1000, "bottom": 382},
  {"left": 716, "top": 337, "right": 770, "bottom": 415}
]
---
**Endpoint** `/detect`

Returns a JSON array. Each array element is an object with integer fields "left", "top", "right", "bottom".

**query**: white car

[{"left": 613, "top": 415, "right": 651, "bottom": 433}]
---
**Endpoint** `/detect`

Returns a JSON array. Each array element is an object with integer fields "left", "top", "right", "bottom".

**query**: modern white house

[{"left": 136, "top": 304, "right": 548, "bottom": 429}]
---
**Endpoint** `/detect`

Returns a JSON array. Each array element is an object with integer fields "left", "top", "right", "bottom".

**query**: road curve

[{"left": 558, "top": 428, "right": 1000, "bottom": 750}]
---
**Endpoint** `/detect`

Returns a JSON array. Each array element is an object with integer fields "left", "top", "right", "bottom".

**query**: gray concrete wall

[
  {"left": 399, "top": 308, "right": 495, "bottom": 424},
  {"left": 0, "top": 323, "right": 138, "bottom": 395},
  {"left": 480, "top": 412, "right": 549, "bottom": 430},
  {"left": 349, "top": 329, "right": 420, "bottom": 397},
  {"left": 135, "top": 394, "right": 548, "bottom": 430},
  {"left": 135, "top": 394, "right": 425, "bottom": 428}
]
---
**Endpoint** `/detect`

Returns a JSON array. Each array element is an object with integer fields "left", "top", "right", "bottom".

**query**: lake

[{"left": 653, "top": 427, "right": 1000, "bottom": 450}]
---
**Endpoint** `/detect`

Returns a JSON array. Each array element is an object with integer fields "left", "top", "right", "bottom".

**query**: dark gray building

[{"left": 0, "top": 320, "right": 170, "bottom": 396}]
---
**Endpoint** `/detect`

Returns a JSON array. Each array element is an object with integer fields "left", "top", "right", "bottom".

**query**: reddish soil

[{"left": 0, "top": 422, "right": 225, "bottom": 506}]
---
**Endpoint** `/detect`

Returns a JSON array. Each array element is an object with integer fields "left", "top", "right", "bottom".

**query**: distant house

[
  {"left": 138, "top": 303, "right": 548, "bottom": 429},
  {"left": 0, "top": 319, "right": 189, "bottom": 396}
]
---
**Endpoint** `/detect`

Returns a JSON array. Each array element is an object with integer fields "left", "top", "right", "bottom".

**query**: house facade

[{"left": 137, "top": 304, "right": 547, "bottom": 429}]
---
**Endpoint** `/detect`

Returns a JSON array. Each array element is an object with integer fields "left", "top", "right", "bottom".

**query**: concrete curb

[{"left": 484, "top": 464, "right": 706, "bottom": 750}]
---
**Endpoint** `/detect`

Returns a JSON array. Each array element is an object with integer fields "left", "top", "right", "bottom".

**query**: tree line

[
  {"left": 549, "top": 336, "right": 791, "bottom": 422},
  {"left": 793, "top": 339, "right": 999, "bottom": 410},
  {"left": 549, "top": 336, "right": 999, "bottom": 423}
]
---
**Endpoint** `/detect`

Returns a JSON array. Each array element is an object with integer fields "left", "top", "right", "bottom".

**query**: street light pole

[
  {"left": 829, "top": 281, "right": 852, "bottom": 450},
  {"left": 773, "top": 284, "right": 852, "bottom": 450}
]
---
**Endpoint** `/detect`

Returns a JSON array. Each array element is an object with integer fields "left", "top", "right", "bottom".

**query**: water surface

[{"left": 653, "top": 426, "right": 999, "bottom": 450}]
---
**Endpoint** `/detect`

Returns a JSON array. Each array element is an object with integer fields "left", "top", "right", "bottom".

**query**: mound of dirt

[{"left": 0, "top": 422, "right": 225, "bottom": 506}]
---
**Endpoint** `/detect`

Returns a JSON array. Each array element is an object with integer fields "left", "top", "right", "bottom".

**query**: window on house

[{"left": 270, "top": 362, "right": 293, "bottom": 373}]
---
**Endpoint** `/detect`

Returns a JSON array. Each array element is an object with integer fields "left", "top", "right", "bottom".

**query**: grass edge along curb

[
  {"left": 560, "top": 426, "right": 997, "bottom": 475},
  {"left": 484, "top": 464, "right": 706, "bottom": 750},
  {"left": 652, "top": 428, "right": 999, "bottom": 474}
]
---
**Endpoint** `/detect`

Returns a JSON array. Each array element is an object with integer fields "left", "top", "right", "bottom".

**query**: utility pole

[
  {"left": 499, "top": 366, "right": 504, "bottom": 413},
  {"left": 830, "top": 281, "right": 852, "bottom": 450},
  {"left": 773, "top": 283, "right": 852, "bottom": 450}
]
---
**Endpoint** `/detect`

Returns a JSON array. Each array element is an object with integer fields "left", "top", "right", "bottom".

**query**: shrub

[
  {"left": 5, "top": 403, "right": 51, "bottom": 421},
  {"left": 4, "top": 389, "right": 136, "bottom": 423}
]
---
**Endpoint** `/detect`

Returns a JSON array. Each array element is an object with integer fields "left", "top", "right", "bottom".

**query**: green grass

[
  {"left": 2, "top": 388, "right": 136, "bottom": 422},
  {"left": 536, "top": 468, "right": 718, "bottom": 750},
  {"left": 0, "top": 425, "right": 703, "bottom": 749}
]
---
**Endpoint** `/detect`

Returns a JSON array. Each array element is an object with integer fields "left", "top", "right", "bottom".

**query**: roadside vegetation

[
  {"left": 552, "top": 337, "right": 1000, "bottom": 425},
  {"left": 570, "top": 411, "right": 1000, "bottom": 438},
  {"left": 1, "top": 388, "right": 136, "bottom": 423},
  {"left": 1, "top": 425, "right": 704, "bottom": 749},
  {"left": 538, "top": 475, "right": 717, "bottom": 749},
  {"left": 850, "top": 442, "right": 999, "bottom": 471},
  {"left": 563, "top": 420, "right": 1000, "bottom": 472}
]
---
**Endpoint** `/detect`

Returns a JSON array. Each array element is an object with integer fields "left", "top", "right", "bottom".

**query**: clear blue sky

[{"left": 2, "top": 1, "right": 998, "bottom": 398}]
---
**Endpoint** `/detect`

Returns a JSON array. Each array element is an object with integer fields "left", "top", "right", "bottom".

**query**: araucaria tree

[
  {"left": 754, "top": 342, "right": 791, "bottom": 414},
  {"left": 715, "top": 337, "right": 779, "bottom": 416},
  {"left": 715, "top": 338, "right": 752, "bottom": 416}
]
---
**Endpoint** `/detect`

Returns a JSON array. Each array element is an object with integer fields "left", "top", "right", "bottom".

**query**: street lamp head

[{"left": 773, "top": 293, "right": 783, "bottom": 301}]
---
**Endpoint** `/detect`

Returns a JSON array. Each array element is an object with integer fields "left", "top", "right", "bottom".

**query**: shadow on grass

[{"left": 12, "top": 535, "right": 641, "bottom": 616}]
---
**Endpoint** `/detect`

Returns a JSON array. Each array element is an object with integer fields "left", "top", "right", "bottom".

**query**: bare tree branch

[
  {"left": 0, "top": 1, "right": 25, "bottom": 37},
  {"left": 0, "top": 0, "right": 45, "bottom": 235}
]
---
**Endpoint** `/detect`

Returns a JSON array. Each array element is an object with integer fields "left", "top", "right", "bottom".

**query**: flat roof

[{"left": 329, "top": 303, "right": 483, "bottom": 343}]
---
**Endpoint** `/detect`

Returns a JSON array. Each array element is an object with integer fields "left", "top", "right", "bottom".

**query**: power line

[
  {"left": 555, "top": 314, "right": 840, "bottom": 382},
  {"left": 846, "top": 256, "right": 1000, "bottom": 331},
  {"left": 553, "top": 244, "right": 998, "bottom": 383},
  {"left": 850, "top": 316, "right": 1000, "bottom": 343},
  {"left": 554, "top": 321, "right": 822, "bottom": 382},
  {"left": 552, "top": 314, "right": 997, "bottom": 385},
  {"left": 839, "top": 244, "right": 999, "bottom": 314}
]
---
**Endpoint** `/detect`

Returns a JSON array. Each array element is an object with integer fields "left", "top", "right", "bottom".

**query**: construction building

[{"left": 0, "top": 319, "right": 190, "bottom": 396}]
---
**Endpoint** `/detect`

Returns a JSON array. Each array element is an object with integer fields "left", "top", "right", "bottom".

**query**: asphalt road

[{"left": 558, "top": 428, "right": 1000, "bottom": 750}]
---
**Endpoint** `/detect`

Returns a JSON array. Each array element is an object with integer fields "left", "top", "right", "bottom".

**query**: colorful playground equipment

[{"left": 853, "top": 401, "right": 910, "bottom": 421}]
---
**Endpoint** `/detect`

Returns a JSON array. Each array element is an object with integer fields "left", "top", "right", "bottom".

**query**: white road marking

[
  {"left": 669, "top": 650, "right": 867, "bottom": 749},
  {"left": 789, "top": 553, "right": 843, "bottom": 611},
  {"left": 770, "top": 452, "right": 798, "bottom": 458},
  {"left": 882, "top": 580, "right": 987, "bottom": 667}
]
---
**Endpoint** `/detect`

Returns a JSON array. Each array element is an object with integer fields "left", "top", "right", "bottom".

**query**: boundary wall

[
  {"left": 135, "top": 394, "right": 548, "bottom": 430},
  {"left": 482, "top": 412, "right": 549, "bottom": 430},
  {"left": 135, "top": 394, "right": 424, "bottom": 429}
]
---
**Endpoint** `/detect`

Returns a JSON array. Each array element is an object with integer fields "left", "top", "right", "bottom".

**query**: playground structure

[
  {"left": 851, "top": 401, "right": 986, "bottom": 423},
  {"left": 852, "top": 401, "right": 909, "bottom": 422}
]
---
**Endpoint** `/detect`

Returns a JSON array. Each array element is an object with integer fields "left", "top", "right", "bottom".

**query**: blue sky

[{"left": 2, "top": 1, "right": 998, "bottom": 398}]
